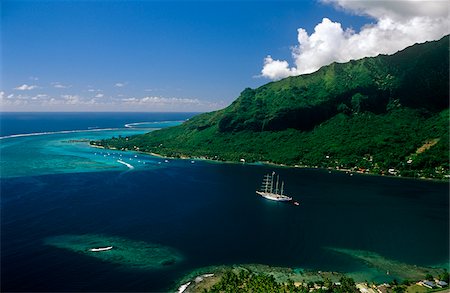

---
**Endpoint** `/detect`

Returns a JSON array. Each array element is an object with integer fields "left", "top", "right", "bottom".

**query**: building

[
  {"left": 421, "top": 280, "right": 436, "bottom": 289},
  {"left": 436, "top": 280, "right": 448, "bottom": 288}
]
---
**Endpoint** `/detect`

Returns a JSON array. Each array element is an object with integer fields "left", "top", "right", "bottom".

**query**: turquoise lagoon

[{"left": 1, "top": 113, "right": 448, "bottom": 292}]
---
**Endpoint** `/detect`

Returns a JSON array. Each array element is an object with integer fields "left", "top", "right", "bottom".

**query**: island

[{"left": 91, "top": 36, "right": 449, "bottom": 180}]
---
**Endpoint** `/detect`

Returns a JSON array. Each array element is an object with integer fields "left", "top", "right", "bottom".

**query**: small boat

[
  {"left": 89, "top": 246, "right": 113, "bottom": 252},
  {"left": 256, "top": 172, "right": 293, "bottom": 202},
  {"left": 294, "top": 201, "right": 300, "bottom": 206}
]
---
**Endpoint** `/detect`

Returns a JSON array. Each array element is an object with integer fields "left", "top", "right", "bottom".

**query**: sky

[{"left": 1, "top": 0, "right": 448, "bottom": 112}]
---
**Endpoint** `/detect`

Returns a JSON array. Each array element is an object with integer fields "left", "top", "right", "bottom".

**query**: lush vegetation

[
  {"left": 193, "top": 269, "right": 450, "bottom": 293},
  {"left": 92, "top": 36, "right": 449, "bottom": 179},
  {"left": 205, "top": 270, "right": 358, "bottom": 293}
]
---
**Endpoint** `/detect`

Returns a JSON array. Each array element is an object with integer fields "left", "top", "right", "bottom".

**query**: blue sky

[{"left": 1, "top": 0, "right": 447, "bottom": 112}]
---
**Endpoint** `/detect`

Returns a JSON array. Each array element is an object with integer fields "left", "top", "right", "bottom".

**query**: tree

[
  {"left": 393, "top": 285, "right": 406, "bottom": 293},
  {"left": 335, "top": 276, "right": 359, "bottom": 293},
  {"left": 351, "top": 93, "right": 369, "bottom": 112},
  {"left": 439, "top": 270, "right": 449, "bottom": 282},
  {"left": 337, "top": 103, "right": 352, "bottom": 115}
]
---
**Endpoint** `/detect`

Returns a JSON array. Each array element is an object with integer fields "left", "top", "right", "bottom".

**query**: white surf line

[
  {"left": 0, "top": 128, "right": 120, "bottom": 140},
  {"left": 117, "top": 160, "right": 135, "bottom": 170},
  {"left": 124, "top": 120, "right": 185, "bottom": 128}
]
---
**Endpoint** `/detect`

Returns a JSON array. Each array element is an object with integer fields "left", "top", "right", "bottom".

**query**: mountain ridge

[{"left": 92, "top": 36, "right": 449, "bottom": 179}]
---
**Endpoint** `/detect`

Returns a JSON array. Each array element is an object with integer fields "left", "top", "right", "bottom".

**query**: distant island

[{"left": 91, "top": 36, "right": 449, "bottom": 180}]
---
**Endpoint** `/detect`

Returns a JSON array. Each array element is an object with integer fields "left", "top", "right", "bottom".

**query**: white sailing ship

[{"left": 256, "top": 172, "right": 292, "bottom": 202}]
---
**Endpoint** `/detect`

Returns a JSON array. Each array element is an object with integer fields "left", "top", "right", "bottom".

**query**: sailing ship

[{"left": 256, "top": 172, "right": 292, "bottom": 202}]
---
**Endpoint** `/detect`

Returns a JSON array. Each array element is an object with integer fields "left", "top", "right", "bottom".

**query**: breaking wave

[{"left": 0, "top": 128, "right": 119, "bottom": 140}]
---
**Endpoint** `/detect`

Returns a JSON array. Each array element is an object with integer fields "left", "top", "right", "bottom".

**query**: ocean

[{"left": 1, "top": 112, "right": 448, "bottom": 292}]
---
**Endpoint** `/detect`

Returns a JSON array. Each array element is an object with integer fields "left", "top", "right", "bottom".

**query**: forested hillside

[{"left": 92, "top": 36, "right": 449, "bottom": 179}]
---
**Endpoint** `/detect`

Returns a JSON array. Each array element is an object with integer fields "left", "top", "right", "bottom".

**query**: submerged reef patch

[
  {"left": 327, "top": 247, "right": 445, "bottom": 280},
  {"left": 44, "top": 234, "right": 183, "bottom": 270}
]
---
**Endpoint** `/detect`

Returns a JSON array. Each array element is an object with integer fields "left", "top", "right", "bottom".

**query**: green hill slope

[{"left": 93, "top": 36, "right": 449, "bottom": 179}]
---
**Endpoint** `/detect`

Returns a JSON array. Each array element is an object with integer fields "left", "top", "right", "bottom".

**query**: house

[
  {"left": 356, "top": 283, "right": 377, "bottom": 293},
  {"left": 388, "top": 168, "right": 397, "bottom": 175},
  {"left": 376, "top": 284, "right": 391, "bottom": 293},
  {"left": 421, "top": 280, "right": 436, "bottom": 289},
  {"left": 436, "top": 280, "right": 448, "bottom": 288}
]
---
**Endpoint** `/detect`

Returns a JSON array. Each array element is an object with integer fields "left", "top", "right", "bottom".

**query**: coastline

[
  {"left": 173, "top": 262, "right": 449, "bottom": 293},
  {"left": 90, "top": 144, "right": 448, "bottom": 183}
]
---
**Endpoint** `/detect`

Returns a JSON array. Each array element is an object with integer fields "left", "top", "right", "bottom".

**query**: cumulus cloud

[
  {"left": 1, "top": 88, "right": 225, "bottom": 111},
  {"left": 261, "top": 56, "right": 297, "bottom": 80},
  {"left": 14, "top": 84, "right": 38, "bottom": 91},
  {"left": 324, "top": 0, "right": 448, "bottom": 21},
  {"left": 119, "top": 95, "right": 226, "bottom": 111},
  {"left": 31, "top": 94, "right": 48, "bottom": 100},
  {"left": 61, "top": 94, "right": 82, "bottom": 105},
  {"left": 0, "top": 92, "right": 37, "bottom": 107},
  {"left": 52, "top": 82, "right": 72, "bottom": 89},
  {"left": 121, "top": 96, "right": 202, "bottom": 106},
  {"left": 114, "top": 82, "right": 127, "bottom": 87},
  {"left": 261, "top": 0, "right": 450, "bottom": 79}
]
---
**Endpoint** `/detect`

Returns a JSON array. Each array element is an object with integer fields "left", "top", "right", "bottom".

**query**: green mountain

[{"left": 93, "top": 35, "right": 449, "bottom": 179}]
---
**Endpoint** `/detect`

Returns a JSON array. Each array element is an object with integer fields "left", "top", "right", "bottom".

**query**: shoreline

[
  {"left": 91, "top": 144, "right": 448, "bottom": 183},
  {"left": 173, "top": 262, "right": 449, "bottom": 293}
]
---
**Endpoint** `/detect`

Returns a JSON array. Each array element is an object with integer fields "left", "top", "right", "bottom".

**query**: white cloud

[
  {"left": 121, "top": 96, "right": 202, "bottom": 105},
  {"left": 0, "top": 92, "right": 35, "bottom": 107},
  {"left": 61, "top": 94, "right": 81, "bottom": 105},
  {"left": 144, "top": 87, "right": 167, "bottom": 92},
  {"left": 261, "top": 56, "right": 297, "bottom": 80},
  {"left": 52, "top": 82, "right": 72, "bottom": 89},
  {"left": 31, "top": 94, "right": 48, "bottom": 100},
  {"left": 14, "top": 84, "right": 38, "bottom": 91},
  {"left": 1, "top": 89, "right": 225, "bottom": 111},
  {"left": 114, "top": 82, "right": 127, "bottom": 87},
  {"left": 324, "top": 0, "right": 449, "bottom": 21},
  {"left": 119, "top": 95, "right": 226, "bottom": 111},
  {"left": 261, "top": 0, "right": 450, "bottom": 79}
]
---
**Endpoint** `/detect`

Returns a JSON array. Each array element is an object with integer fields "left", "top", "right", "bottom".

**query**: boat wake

[
  {"left": 124, "top": 120, "right": 185, "bottom": 128},
  {"left": 117, "top": 160, "right": 135, "bottom": 170}
]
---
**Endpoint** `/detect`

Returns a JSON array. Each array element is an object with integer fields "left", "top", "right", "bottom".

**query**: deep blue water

[
  {"left": 0, "top": 112, "right": 198, "bottom": 136},
  {"left": 1, "top": 113, "right": 449, "bottom": 292}
]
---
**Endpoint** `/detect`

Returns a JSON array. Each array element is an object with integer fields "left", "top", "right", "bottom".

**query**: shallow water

[
  {"left": 44, "top": 234, "right": 183, "bottom": 270},
  {"left": 1, "top": 113, "right": 448, "bottom": 292}
]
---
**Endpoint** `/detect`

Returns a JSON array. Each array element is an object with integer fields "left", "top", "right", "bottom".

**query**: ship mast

[
  {"left": 262, "top": 174, "right": 271, "bottom": 193},
  {"left": 270, "top": 172, "right": 274, "bottom": 193},
  {"left": 281, "top": 181, "right": 284, "bottom": 195},
  {"left": 275, "top": 175, "right": 279, "bottom": 195}
]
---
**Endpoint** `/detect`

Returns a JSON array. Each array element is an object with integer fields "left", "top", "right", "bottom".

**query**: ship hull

[{"left": 256, "top": 191, "right": 292, "bottom": 202}]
